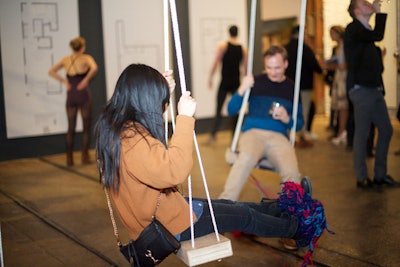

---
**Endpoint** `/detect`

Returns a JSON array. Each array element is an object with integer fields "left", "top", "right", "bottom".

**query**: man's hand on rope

[{"left": 238, "top": 74, "right": 254, "bottom": 96}]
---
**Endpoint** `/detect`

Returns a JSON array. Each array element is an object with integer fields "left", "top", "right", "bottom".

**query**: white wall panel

[
  {"left": 189, "top": 0, "right": 248, "bottom": 118},
  {"left": 101, "top": 0, "right": 165, "bottom": 99},
  {"left": 0, "top": 0, "right": 79, "bottom": 138}
]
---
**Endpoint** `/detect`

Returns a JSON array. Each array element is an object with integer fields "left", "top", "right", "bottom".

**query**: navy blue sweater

[{"left": 228, "top": 74, "right": 304, "bottom": 137}]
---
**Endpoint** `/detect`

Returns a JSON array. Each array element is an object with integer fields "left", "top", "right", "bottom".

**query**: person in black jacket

[
  {"left": 395, "top": 103, "right": 400, "bottom": 156},
  {"left": 344, "top": 0, "right": 398, "bottom": 188},
  {"left": 285, "top": 26, "right": 323, "bottom": 147}
]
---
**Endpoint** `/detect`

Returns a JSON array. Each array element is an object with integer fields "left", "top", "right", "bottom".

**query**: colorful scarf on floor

[{"left": 277, "top": 182, "right": 334, "bottom": 267}]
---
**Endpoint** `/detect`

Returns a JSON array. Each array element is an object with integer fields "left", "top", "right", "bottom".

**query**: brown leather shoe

[
  {"left": 356, "top": 178, "right": 373, "bottom": 189},
  {"left": 295, "top": 140, "right": 313, "bottom": 148},
  {"left": 281, "top": 238, "right": 298, "bottom": 251}
]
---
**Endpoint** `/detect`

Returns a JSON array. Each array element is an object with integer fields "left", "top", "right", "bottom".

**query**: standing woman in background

[
  {"left": 48, "top": 37, "right": 98, "bottom": 166},
  {"left": 328, "top": 25, "right": 349, "bottom": 146}
]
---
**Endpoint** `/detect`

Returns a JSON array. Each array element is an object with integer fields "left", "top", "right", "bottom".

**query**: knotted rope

[{"left": 277, "top": 182, "right": 334, "bottom": 266}]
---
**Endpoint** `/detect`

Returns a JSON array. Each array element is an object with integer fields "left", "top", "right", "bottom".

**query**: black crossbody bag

[{"left": 104, "top": 189, "right": 181, "bottom": 267}]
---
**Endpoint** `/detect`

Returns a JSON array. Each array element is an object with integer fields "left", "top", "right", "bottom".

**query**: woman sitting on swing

[{"left": 95, "top": 63, "right": 328, "bottom": 263}]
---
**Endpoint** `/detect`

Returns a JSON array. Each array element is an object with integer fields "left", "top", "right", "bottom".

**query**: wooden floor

[{"left": 1, "top": 114, "right": 400, "bottom": 267}]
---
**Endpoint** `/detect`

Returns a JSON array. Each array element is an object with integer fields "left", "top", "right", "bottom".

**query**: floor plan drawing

[
  {"left": 0, "top": 0, "right": 79, "bottom": 138},
  {"left": 189, "top": 0, "right": 247, "bottom": 118},
  {"left": 101, "top": 0, "right": 164, "bottom": 99},
  {"left": 21, "top": 2, "right": 61, "bottom": 96},
  {"left": 199, "top": 17, "right": 237, "bottom": 74}
]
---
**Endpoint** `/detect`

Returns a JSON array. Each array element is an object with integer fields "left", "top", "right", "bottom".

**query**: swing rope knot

[{"left": 277, "top": 182, "right": 334, "bottom": 267}]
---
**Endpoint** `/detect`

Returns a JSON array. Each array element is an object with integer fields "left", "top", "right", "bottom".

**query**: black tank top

[
  {"left": 220, "top": 42, "right": 243, "bottom": 91},
  {"left": 66, "top": 70, "right": 90, "bottom": 107}
]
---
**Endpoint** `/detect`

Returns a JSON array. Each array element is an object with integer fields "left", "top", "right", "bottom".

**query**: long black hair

[{"left": 96, "top": 64, "right": 170, "bottom": 191}]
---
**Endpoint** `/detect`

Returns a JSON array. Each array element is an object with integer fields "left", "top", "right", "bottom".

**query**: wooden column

[{"left": 306, "top": 0, "right": 325, "bottom": 114}]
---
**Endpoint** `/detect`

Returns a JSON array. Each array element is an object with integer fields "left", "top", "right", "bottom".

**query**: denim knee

[{"left": 281, "top": 212, "right": 298, "bottom": 237}]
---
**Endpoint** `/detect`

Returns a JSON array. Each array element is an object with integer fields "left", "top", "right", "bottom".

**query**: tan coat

[{"left": 109, "top": 115, "right": 196, "bottom": 240}]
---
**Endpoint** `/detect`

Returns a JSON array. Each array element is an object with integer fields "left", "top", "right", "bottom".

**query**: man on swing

[{"left": 218, "top": 45, "right": 310, "bottom": 250}]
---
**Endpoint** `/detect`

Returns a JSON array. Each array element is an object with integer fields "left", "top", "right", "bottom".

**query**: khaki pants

[{"left": 219, "top": 129, "right": 301, "bottom": 201}]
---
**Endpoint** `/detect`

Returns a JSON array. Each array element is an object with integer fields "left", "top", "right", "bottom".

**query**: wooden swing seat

[
  {"left": 176, "top": 233, "right": 233, "bottom": 267},
  {"left": 225, "top": 148, "right": 276, "bottom": 171}
]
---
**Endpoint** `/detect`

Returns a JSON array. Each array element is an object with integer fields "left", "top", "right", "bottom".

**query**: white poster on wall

[
  {"left": 189, "top": 0, "right": 248, "bottom": 119},
  {"left": 101, "top": 0, "right": 165, "bottom": 99},
  {"left": 0, "top": 0, "right": 79, "bottom": 139}
]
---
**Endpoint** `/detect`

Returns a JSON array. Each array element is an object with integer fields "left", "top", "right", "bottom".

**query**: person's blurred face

[
  {"left": 330, "top": 29, "right": 340, "bottom": 42},
  {"left": 354, "top": 0, "right": 375, "bottom": 17},
  {"left": 264, "top": 53, "right": 288, "bottom": 83}
]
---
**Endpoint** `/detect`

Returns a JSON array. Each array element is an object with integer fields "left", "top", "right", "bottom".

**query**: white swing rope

[
  {"left": 230, "top": 0, "right": 257, "bottom": 153},
  {"left": 289, "top": 0, "right": 307, "bottom": 146},
  {"left": 168, "top": 0, "right": 221, "bottom": 248},
  {"left": 164, "top": 0, "right": 176, "bottom": 141}
]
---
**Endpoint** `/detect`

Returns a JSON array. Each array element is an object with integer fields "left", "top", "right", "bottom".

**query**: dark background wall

[{"left": 0, "top": 0, "right": 261, "bottom": 161}]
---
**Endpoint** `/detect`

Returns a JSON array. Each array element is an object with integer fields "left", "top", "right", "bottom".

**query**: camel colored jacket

[{"left": 110, "top": 115, "right": 196, "bottom": 240}]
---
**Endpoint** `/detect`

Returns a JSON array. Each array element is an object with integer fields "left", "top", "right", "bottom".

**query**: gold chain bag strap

[{"left": 104, "top": 189, "right": 180, "bottom": 267}]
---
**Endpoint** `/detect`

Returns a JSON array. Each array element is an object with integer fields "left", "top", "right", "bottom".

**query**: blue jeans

[
  {"left": 349, "top": 86, "right": 393, "bottom": 181},
  {"left": 179, "top": 198, "right": 298, "bottom": 241}
]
